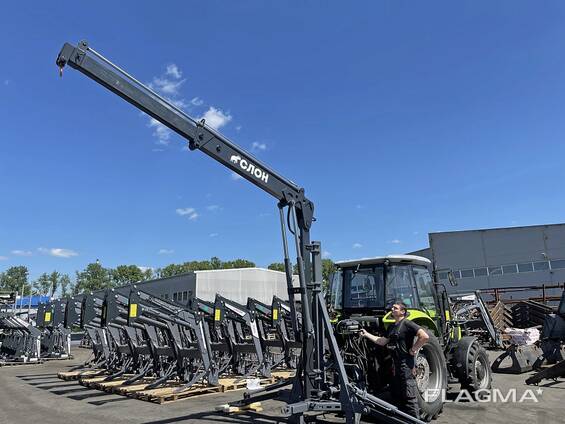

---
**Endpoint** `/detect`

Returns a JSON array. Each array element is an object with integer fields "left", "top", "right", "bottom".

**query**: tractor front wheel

[{"left": 452, "top": 337, "right": 492, "bottom": 399}]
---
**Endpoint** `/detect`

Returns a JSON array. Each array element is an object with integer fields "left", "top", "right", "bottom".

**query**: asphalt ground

[{"left": 0, "top": 348, "right": 563, "bottom": 424}]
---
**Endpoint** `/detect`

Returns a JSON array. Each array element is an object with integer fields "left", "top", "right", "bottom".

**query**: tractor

[{"left": 328, "top": 255, "right": 492, "bottom": 421}]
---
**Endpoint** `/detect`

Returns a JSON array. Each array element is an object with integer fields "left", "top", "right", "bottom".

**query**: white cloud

[
  {"left": 322, "top": 251, "right": 332, "bottom": 259},
  {"left": 209, "top": 233, "right": 219, "bottom": 238},
  {"left": 158, "top": 249, "right": 174, "bottom": 255},
  {"left": 206, "top": 205, "right": 220, "bottom": 212},
  {"left": 201, "top": 107, "right": 232, "bottom": 130},
  {"left": 390, "top": 239, "right": 401, "bottom": 244},
  {"left": 0, "top": 256, "right": 8, "bottom": 261},
  {"left": 152, "top": 77, "right": 185, "bottom": 95},
  {"left": 166, "top": 64, "right": 182, "bottom": 79},
  {"left": 176, "top": 207, "right": 199, "bottom": 220},
  {"left": 235, "top": 125, "right": 242, "bottom": 132},
  {"left": 149, "top": 64, "right": 185, "bottom": 96},
  {"left": 251, "top": 142, "right": 267, "bottom": 153},
  {"left": 148, "top": 118, "right": 171, "bottom": 145},
  {"left": 11, "top": 250, "right": 32, "bottom": 257},
  {"left": 190, "top": 97, "right": 204, "bottom": 106},
  {"left": 353, "top": 243, "right": 363, "bottom": 249},
  {"left": 176, "top": 207, "right": 195, "bottom": 215},
  {"left": 230, "top": 172, "right": 243, "bottom": 180},
  {"left": 38, "top": 247, "right": 78, "bottom": 258}
]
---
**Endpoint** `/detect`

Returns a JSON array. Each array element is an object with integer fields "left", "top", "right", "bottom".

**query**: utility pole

[
  {"left": 27, "top": 289, "right": 33, "bottom": 321},
  {"left": 20, "top": 282, "right": 25, "bottom": 310}
]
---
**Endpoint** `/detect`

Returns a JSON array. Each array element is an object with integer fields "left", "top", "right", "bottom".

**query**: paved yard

[{"left": 0, "top": 349, "right": 563, "bottom": 424}]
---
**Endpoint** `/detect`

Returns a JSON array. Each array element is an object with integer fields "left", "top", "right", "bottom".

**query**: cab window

[
  {"left": 386, "top": 265, "right": 417, "bottom": 308},
  {"left": 412, "top": 266, "right": 437, "bottom": 315},
  {"left": 343, "top": 266, "right": 384, "bottom": 309}
]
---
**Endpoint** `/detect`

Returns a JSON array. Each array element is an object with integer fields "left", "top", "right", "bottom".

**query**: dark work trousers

[{"left": 390, "top": 360, "right": 420, "bottom": 419}]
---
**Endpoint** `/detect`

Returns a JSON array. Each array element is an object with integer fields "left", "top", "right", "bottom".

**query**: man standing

[{"left": 359, "top": 301, "right": 430, "bottom": 419}]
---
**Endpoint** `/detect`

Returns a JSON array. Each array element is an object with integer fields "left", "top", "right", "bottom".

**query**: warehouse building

[
  {"left": 411, "top": 223, "right": 565, "bottom": 295},
  {"left": 113, "top": 267, "right": 297, "bottom": 306}
]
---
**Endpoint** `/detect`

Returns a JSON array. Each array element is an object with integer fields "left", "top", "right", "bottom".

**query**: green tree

[
  {"left": 74, "top": 262, "right": 112, "bottom": 294},
  {"left": 0, "top": 266, "right": 31, "bottom": 294},
  {"left": 34, "top": 271, "right": 68, "bottom": 296},
  {"left": 222, "top": 259, "right": 255, "bottom": 269},
  {"left": 157, "top": 263, "right": 189, "bottom": 278},
  {"left": 210, "top": 256, "right": 222, "bottom": 270},
  {"left": 268, "top": 262, "right": 286, "bottom": 272},
  {"left": 141, "top": 268, "right": 154, "bottom": 281},
  {"left": 59, "top": 274, "right": 72, "bottom": 297},
  {"left": 33, "top": 273, "right": 51, "bottom": 295},
  {"left": 157, "top": 257, "right": 256, "bottom": 277},
  {"left": 112, "top": 265, "right": 145, "bottom": 286},
  {"left": 322, "top": 258, "right": 336, "bottom": 291},
  {"left": 48, "top": 271, "right": 61, "bottom": 296}
]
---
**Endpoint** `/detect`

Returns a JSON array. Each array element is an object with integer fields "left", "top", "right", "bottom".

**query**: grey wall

[{"left": 429, "top": 224, "right": 565, "bottom": 294}]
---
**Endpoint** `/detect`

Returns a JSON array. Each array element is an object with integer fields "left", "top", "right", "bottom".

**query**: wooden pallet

[
  {"left": 271, "top": 370, "right": 295, "bottom": 380},
  {"left": 219, "top": 375, "right": 276, "bottom": 391},
  {"left": 130, "top": 376, "right": 276, "bottom": 404},
  {"left": 134, "top": 383, "right": 223, "bottom": 404},
  {"left": 79, "top": 376, "right": 108, "bottom": 387},
  {"left": 113, "top": 381, "right": 156, "bottom": 395},
  {"left": 92, "top": 378, "right": 133, "bottom": 392},
  {"left": 57, "top": 369, "right": 102, "bottom": 381}
]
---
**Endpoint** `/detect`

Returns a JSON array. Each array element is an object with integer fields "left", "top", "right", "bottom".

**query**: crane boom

[{"left": 55, "top": 40, "right": 314, "bottom": 230}]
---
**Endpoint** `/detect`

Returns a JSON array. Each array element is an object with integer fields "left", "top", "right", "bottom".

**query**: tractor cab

[
  {"left": 328, "top": 255, "right": 492, "bottom": 420},
  {"left": 328, "top": 255, "right": 442, "bottom": 335}
]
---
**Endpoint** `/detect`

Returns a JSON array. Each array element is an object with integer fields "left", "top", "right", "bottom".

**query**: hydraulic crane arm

[
  {"left": 55, "top": 40, "right": 314, "bottom": 230},
  {"left": 55, "top": 40, "right": 421, "bottom": 424}
]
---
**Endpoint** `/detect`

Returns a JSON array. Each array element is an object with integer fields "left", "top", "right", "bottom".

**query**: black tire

[
  {"left": 452, "top": 337, "right": 492, "bottom": 399},
  {"left": 414, "top": 331, "right": 448, "bottom": 422}
]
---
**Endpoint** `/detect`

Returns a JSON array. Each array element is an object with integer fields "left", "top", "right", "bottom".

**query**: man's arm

[
  {"left": 409, "top": 328, "right": 430, "bottom": 355},
  {"left": 359, "top": 329, "right": 388, "bottom": 346}
]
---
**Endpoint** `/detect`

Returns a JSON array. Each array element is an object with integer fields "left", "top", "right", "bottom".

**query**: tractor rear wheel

[{"left": 414, "top": 331, "right": 448, "bottom": 421}]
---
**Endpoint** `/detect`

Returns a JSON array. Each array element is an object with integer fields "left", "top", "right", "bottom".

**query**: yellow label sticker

[
  {"left": 272, "top": 309, "right": 278, "bottom": 321},
  {"left": 44, "top": 312, "right": 52, "bottom": 322},
  {"left": 129, "top": 303, "right": 138, "bottom": 318},
  {"left": 214, "top": 309, "right": 221, "bottom": 321}
]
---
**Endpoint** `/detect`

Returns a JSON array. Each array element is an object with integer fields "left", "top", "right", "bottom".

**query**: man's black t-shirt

[{"left": 386, "top": 319, "right": 422, "bottom": 368}]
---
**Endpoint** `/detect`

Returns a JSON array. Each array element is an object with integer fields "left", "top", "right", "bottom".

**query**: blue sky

[{"left": 2, "top": 1, "right": 565, "bottom": 281}]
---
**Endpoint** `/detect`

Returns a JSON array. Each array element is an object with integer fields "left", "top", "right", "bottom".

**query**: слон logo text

[{"left": 230, "top": 155, "right": 269, "bottom": 183}]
